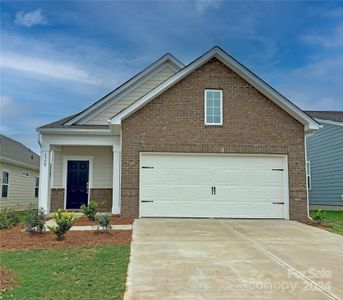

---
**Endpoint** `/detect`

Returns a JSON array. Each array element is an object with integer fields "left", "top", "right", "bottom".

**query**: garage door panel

[
  {"left": 141, "top": 185, "right": 210, "bottom": 202},
  {"left": 140, "top": 153, "right": 287, "bottom": 219},
  {"left": 141, "top": 202, "right": 285, "bottom": 218},
  {"left": 215, "top": 186, "right": 284, "bottom": 203}
]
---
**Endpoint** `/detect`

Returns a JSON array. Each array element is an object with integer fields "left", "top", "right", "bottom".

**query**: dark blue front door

[{"left": 66, "top": 160, "right": 89, "bottom": 209}]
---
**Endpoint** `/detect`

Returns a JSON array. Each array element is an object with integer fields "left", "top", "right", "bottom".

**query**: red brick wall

[{"left": 121, "top": 58, "right": 308, "bottom": 220}]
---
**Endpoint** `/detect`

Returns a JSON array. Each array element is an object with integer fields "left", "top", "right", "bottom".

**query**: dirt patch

[
  {"left": 0, "top": 225, "right": 131, "bottom": 251},
  {"left": 74, "top": 215, "right": 133, "bottom": 226},
  {"left": 301, "top": 220, "right": 333, "bottom": 231},
  {"left": 0, "top": 268, "right": 17, "bottom": 292}
]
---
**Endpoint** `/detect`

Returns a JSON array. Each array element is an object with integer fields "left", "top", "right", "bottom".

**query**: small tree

[
  {"left": 95, "top": 214, "right": 111, "bottom": 232},
  {"left": 0, "top": 207, "right": 19, "bottom": 230},
  {"left": 48, "top": 209, "right": 75, "bottom": 240},
  {"left": 80, "top": 200, "right": 97, "bottom": 221},
  {"left": 313, "top": 209, "right": 325, "bottom": 223},
  {"left": 25, "top": 208, "right": 46, "bottom": 233}
]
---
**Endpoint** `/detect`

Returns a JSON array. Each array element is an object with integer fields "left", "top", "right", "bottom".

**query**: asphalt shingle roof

[
  {"left": 0, "top": 134, "right": 40, "bottom": 168},
  {"left": 37, "top": 114, "right": 109, "bottom": 130},
  {"left": 305, "top": 111, "right": 343, "bottom": 123}
]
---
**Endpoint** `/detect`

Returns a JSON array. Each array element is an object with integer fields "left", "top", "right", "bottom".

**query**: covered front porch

[{"left": 38, "top": 133, "right": 121, "bottom": 214}]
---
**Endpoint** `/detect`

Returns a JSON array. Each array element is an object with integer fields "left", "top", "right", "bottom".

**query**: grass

[
  {"left": 0, "top": 245, "right": 130, "bottom": 300},
  {"left": 310, "top": 210, "right": 343, "bottom": 235}
]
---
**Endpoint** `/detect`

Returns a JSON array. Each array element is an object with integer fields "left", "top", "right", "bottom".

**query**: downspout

[
  {"left": 304, "top": 130, "right": 316, "bottom": 220},
  {"left": 37, "top": 132, "right": 42, "bottom": 149}
]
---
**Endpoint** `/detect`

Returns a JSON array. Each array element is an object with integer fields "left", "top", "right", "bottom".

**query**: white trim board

[
  {"left": 110, "top": 46, "right": 320, "bottom": 132},
  {"left": 65, "top": 54, "right": 184, "bottom": 125},
  {"left": 62, "top": 156, "right": 93, "bottom": 210}
]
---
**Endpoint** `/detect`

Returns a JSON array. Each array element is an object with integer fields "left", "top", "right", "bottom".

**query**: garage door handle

[
  {"left": 273, "top": 202, "right": 285, "bottom": 205},
  {"left": 142, "top": 200, "right": 154, "bottom": 203},
  {"left": 211, "top": 187, "right": 216, "bottom": 195}
]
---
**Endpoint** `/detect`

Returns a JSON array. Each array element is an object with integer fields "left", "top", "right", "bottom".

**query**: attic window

[{"left": 205, "top": 89, "right": 223, "bottom": 125}]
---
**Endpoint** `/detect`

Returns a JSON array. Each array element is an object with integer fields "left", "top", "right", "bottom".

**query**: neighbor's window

[
  {"left": 306, "top": 161, "right": 311, "bottom": 190},
  {"left": 205, "top": 89, "right": 223, "bottom": 125},
  {"left": 35, "top": 177, "right": 39, "bottom": 198},
  {"left": 2, "top": 171, "right": 9, "bottom": 198}
]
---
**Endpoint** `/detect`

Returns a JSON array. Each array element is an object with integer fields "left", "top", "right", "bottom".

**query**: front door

[{"left": 66, "top": 160, "right": 89, "bottom": 209}]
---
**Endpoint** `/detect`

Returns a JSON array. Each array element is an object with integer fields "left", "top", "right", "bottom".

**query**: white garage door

[{"left": 140, "top": 153, "right": 289, "bottom": 219}]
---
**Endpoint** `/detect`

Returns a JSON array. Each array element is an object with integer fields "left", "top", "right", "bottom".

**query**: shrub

[
  {"left": 0, "top": 207, "right": 19, "bottom": 229},
  {"left": 48, "top": 209, "right": 75, "bottom": 240},
  {"left": 25, "top": 209, "right": 46, "bottom": 233},
  {"left": 313, "top": 209, "right": 325, "bottom": 223},
  {"left": 80, "top": 200, "right": 97, "bottom": 221},
  {"left": 95, "top": 214, "right": 111, "bottom": 232}
]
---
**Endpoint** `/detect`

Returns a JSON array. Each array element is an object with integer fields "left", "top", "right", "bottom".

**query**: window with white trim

[
  {"left": 306, "top": 161, "right": 311, "bottom": 190},
  {"left": 35, "top": 177, "right": 39, "bottom": 198},
  {"left": 2, "top": 171, "right": 9, "bottom": 198},
  {"left": 205, "top": 89, "right": 223, "bottom": 125}
]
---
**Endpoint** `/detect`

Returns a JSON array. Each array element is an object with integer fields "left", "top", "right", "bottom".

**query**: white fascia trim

[
  {"left": 110, "top": 47, "right": 320, "bottom": 132},
  {"left": 78, "top": 62, "right": 180, "bottom": 125},
  {"left": 37, "top": 128, "right": 112, "bottom": 135},
  {"left": 65, "top": 54, "right": 184, "bottom": 126},
  {"left": 0, "top": 157, "right": 39, "bottom": 171},
  {"left": 315, "top": 118, "right": 343, "bottom": 127}
]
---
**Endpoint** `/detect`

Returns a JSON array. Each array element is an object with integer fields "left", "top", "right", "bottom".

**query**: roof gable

[
  {"left": 110, "top": 46, "right": 320, "bottom": 132},
  {"left": 65, "top": 53, "right": 184, "bottom": 125}
]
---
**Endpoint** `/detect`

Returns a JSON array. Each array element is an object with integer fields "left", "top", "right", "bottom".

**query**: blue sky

[{"left": 1, "top": 1, "right": 343, "bottom": 153}]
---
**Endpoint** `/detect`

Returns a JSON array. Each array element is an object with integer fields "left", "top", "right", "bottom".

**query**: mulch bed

[
  {"left": 301, "top": 220, "right": 333, "bottom": 231},
  {"left": 0, "top": 225, "right": 131, "bottom": 251},
  {"left": 0, "top": 268, "right": 17, "bottom": 292},
  {"left": 73, "top": 215, "right": 133, "bottom": 226}
]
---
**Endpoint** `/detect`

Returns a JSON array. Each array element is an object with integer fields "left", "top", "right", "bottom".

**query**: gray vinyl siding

[{"left": 306, "top": 123, "right": 343, "bottom": 206}]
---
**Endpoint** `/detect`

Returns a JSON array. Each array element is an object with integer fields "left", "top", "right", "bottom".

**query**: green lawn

[
  {"left": 0, "top": 245, "right": 130, "bottom": 300},
  {"left": 310, "top": 210, "right": 343, "bottom": 235}
]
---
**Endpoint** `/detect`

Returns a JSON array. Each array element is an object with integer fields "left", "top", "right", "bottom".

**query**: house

[
  {"left": 37, "top": 46, "right": 320, "bottom": 220},
  {"left": 305, "top": 111, "right": 343, "bottom": 210},
  {"left": 0, "top": 134, "right": 40, "bottom": 210}
]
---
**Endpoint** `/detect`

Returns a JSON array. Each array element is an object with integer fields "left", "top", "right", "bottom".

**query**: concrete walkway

[
  {"left": 124, "top": 219, "right": 343, "bottom": 300},
  {"left": 44, "top": 219, "right": 132, "bottom": 231}
]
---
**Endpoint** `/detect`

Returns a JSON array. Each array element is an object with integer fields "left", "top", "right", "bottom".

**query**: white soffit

[{"left": 110, "top": 46, "right": 320, "bottom": 132}]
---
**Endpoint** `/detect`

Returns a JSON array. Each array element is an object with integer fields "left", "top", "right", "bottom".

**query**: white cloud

[
  {"left": 302, "top": 25, "right": 343, "bottom": 49},
  {"left": 321, "top": 8, "right": 343, "bottom": 18},
  {"left": 274, "top": 56, "right": 343, "bottom": 110},
  {"left": 15, "top": 9, "right": 47, "bottom": 27},
  {"left": 0, "top": 52, "right": 101, "bottom": 85},
  {"left": 0, "top": 95, "right": 28, "bottom": 118},
  {"left": 195, "top": 0, "right": 220, "bottom": 14}
]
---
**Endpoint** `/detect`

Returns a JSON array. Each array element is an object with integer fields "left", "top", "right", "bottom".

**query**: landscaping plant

[
  {"left": 95, "top": 214, "right": 111, "bottom": 232},
  {"left": 48, "top": 209, "right": 75, "bottom": 240},
  {"left": 25, "top": 208, "right": 46, "bottom": 233},
  {"left": 313, "top": 209, "right": 325, "bottom": 223},
  {"left": 80, "top": 200, "right": 97, "bottom": 221},
  {"left": 0, "top": 207, "right": 19, "bottom": 229}
]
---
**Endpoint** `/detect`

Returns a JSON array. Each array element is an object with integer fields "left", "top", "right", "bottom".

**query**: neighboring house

[
  {"left": 305, "top": 111, "right": 343, "bottom": 209},
  {"left": 0, "top": 134, "right": 40, "bottom": 210},
  {"left": 37, "top": 46, "right": 320, "bottom": 220}
]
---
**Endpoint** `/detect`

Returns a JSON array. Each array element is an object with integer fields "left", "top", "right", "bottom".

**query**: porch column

[
  {"left": 112, "top": 145, "right": 121, "bottom": 214},
  {"left": 38, "top": 142, "right": 51, "bottom": 213}
]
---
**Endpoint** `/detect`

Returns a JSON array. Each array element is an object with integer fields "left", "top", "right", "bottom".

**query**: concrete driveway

[{"left": 124, "top": 219, "right": 343, "bottom": 300}]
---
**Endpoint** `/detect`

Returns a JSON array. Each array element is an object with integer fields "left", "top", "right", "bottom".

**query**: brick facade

[
  {"left": 89, "top": 188, "right": 113, "bottom": 212},
  {"left": 50, "top": 188, "right": 64, "bottom": 211},
  {"left": 121, "top": 58, "right": 308, "bottom": 220}
]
